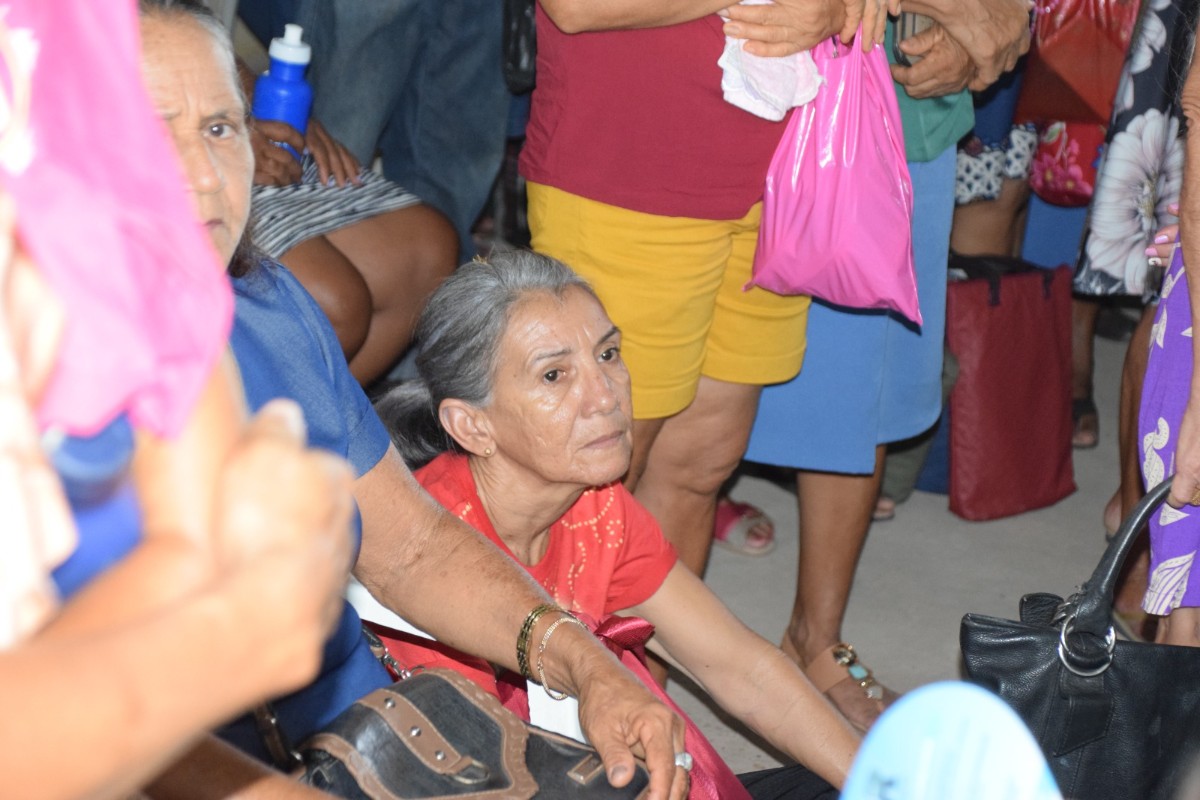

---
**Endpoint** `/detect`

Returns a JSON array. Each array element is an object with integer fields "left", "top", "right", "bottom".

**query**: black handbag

[
  {"left": 294, "top": 667, "right": 650, "bottom": 799},
  {"left": 503, "top": 0, "right": 537, "bottom": 95},
  {"left": 961, "top": 480, "right": 1200, "bottom": 799}
]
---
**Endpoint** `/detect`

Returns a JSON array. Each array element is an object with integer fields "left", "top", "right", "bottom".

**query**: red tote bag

[{"left": 945, "top": 256, "right": 1076, "bottom": 521}]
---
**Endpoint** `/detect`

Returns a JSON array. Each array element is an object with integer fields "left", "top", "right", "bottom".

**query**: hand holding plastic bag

[{"left": 748, "top": 31, "right": 920, "bottom": 325}]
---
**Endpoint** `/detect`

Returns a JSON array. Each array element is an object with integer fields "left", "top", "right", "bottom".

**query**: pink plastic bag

[
  {"left": 748, "top": 34, "right": 920, "bottom": 325},
  {"left": 0, "top": 0, "right": 233, "bottom": 438}
]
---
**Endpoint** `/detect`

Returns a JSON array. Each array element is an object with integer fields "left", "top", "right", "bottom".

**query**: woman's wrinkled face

[
  {"left": 139, "top": 14, "right": 253, "bottom": 267},
  {"left": 482, "top": 287, "right": 633, "bottom": 489}
]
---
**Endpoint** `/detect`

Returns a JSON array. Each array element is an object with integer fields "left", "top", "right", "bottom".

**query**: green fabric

[{"left": 885, "top": 24, "right": 974, "bottom": 162}]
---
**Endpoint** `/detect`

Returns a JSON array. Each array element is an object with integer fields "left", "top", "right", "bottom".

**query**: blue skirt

[{"left": 744, "top": 147, "right": 955, "bottom": 474}]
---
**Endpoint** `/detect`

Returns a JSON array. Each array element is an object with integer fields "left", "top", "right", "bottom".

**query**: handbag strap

[
  {"left": 252, "top": 626, "right": 411, "bottom": 773},
  {"left": 1061, "top": 479, "right": 1172, "bottom": 659},
  {"left": 253, "top": 701, "right": 304, "bottom": 772}
]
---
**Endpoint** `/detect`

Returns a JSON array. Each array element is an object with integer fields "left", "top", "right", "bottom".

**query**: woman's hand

[
  {"left": 722, "top": 0, "right": 845, "bottom": 57},
  {"left": 250, "top": 118, "right": 362, "bottom": 188},
  {"left": 903, "top": 0, "right": 1031, "bottom": 91},
  {"left": 845, "top": 0, "right": 898, "bottom": 52},
  {"left": 890, "top": 22, "right": 973, "bottom": 98},
  {"left": 212, "top": 398, "right": 356, "bottom": 692},
  {"left": 305, "top": 119, "right": 362, "bottom": 188},
  {"left": 568, "top": 638, "right": 689, "bottom": 800},
  {"left": 1146, "top": 205, "right": 1180, "bottom": 268},
  {"left": 250, "top": 119, "right": 305, "bottom": 186},
  {"left": 722, "top": 0, "right": 897, "bottom": 56}
]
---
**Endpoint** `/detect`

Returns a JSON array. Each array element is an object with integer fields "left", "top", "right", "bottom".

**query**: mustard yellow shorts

[{"left": 527, "top": 182, "right": 810, "bottom": 420}]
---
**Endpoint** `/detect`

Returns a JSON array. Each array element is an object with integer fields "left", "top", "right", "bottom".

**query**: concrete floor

[{"left": 667, "top": 335, "right": 1128, "bottom": 773}]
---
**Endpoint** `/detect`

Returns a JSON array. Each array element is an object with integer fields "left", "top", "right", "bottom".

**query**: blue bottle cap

[{"left": 47, "top": 414, "right": 135, "bottom": 508}]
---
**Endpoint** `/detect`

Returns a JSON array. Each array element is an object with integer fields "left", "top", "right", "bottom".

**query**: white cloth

[
  {"left": 345, "top": 578, "right": 587, "bottom": 743},
  {"left": 718, "top": 1, "right": 822, "bottom": 121}
]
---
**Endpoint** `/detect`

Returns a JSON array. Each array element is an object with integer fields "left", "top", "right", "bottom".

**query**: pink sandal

[{"left": 713, "top": 498, "right": 777, "bottom": 556}]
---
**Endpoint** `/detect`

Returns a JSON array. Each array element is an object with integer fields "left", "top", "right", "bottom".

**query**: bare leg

[
  {"left": 783, "top": 445, "right": 887, "bottom": 732},
  {"left": 1112, "top": 305, "right": 1156, "bottom": 637},
  {"left": 632, "top": 377, "right": 763, "bottom": 578},
  {"left": 624, "top": 415, "right": 668, "bottom": 684},
  {"left": 949, "top": 177, "right": 1031, "bottom": 257},
  {"left": 1071, "top": 297, "right": 1102, "bottom": 447},
  {"left": 1157, "top": 606, "right": 1200, "bottom": 646},
  {"left": 624, "top": 416, "right": 666, "bottom": 495},
  {"left": 325, "top": 204, "right": 459, "bottom": 384},
  {"left": 278, "top": 235, "right": 372, "bottom": 364}
]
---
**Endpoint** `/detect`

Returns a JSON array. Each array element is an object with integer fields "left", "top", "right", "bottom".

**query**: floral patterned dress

[
  {"left": 1140, "top": 246, "right": 1200, "bottom": 613},
  {"left": 1074, "top": 0, "right": 1197, "bottom": 298}
]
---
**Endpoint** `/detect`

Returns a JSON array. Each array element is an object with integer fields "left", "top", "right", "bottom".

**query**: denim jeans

[{"left": 241, "top": 0, "right": 508, "bottom": 259}]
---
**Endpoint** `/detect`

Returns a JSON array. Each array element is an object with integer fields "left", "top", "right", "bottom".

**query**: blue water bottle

[
  {"left": 48, "top": 414, "right": 143, "bottom": 599},
  {"left": 251, "top": 23, "right": 313, "bottom": 161}
]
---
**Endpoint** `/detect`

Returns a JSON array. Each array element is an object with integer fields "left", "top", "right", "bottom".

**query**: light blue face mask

[{"left": 842, "top": 681, "right": 1063, "bottom": 800}]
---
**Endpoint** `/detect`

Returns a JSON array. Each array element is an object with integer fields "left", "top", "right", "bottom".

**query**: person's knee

[
  {"left": 324, "top": 285, "right": 372, "bottom": 359},
  {"left": 286, "top": 245, "right": 372, "bottom": 360},
  {"left": 649, "top": 381, "right": 759, "bottom": 495},
  {"left": 658, "top": 427, "right": 749, "bottom": 496},
  {"left": 408, "top": 204, "right": 459, "bottom": 278}
]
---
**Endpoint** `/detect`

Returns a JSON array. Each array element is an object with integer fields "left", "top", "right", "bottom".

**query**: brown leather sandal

[{"left": 806, "top": 643, "right": 899, "bottom": 731}]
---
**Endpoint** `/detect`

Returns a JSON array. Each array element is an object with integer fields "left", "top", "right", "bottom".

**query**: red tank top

[{"left": 520, "top": 8, "right": 788, "bottom": 220}]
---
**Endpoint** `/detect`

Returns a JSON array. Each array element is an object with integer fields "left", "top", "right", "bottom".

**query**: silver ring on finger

[{"left": 674, "top": 751, "right": 693, "bottom": 772}]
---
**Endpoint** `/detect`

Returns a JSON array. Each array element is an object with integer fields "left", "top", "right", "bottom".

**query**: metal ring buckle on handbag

[{"left": 1056, "top": 612, "right": 1116, "bottom": 677}]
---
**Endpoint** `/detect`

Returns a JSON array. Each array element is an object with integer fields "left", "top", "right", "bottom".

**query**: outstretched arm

[{"left": 630, "top": 563, "right": 861, "bottom": 788}]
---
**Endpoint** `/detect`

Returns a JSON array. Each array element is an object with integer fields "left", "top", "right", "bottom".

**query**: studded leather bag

[{"left": 260, "top": 666, "right": 650, "bottom": 800}]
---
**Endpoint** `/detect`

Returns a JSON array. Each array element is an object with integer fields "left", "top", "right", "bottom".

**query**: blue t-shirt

[
  {"left": 49, "top": 260, "right": 393, "bottom": 762},
  {"left": 216, "top": 261, "right": 393, "bottom": 761}
]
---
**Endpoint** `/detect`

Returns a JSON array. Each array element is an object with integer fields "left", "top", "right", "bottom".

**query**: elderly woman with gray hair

[
  {"left": 129, "top": 3, "right": 690, "bottom": 798},
  {"left": 369, "top": 251, "right": 860, "bottom": 800}
]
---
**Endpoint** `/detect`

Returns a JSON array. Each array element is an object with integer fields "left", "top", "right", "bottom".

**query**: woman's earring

[{"left": 483, "top": 447, "right": 493, "bottom": 457}]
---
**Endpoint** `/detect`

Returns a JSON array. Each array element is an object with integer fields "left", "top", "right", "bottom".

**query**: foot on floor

[
  {"left": 1072, "top": 397, "right": 1099, "bottom": 449},
  {"left": 803, "top": 642, "right": 899, "bottom": 733},
  {"left": 714, "top": 498, "right": 777, "bottom": 556},
  {"left": 873, "top": 495, "right": 896, "bottom": 522}
]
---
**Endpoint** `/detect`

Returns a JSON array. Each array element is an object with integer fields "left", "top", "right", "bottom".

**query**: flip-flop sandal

[
  {"left": 713, "top": 498, "right": 777, "bottom": 556},
  {"left": 842, "top": 682, "right": 1063, "bottom": 800},
  {"left": 806, "top": 642, "right": 899, "bottom": 731},
  {"left": 1072, "top": 397, "right": 1099, "bottom": 449},
  {"left": 872, "top": 495, "right": 896, "bottom": 522}
]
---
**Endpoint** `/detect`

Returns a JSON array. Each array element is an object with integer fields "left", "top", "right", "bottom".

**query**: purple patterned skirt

[{"left": 1139, "top": 244, "right": 1200, "bottom": 614}]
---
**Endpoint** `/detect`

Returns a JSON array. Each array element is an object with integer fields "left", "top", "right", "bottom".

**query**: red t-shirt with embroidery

[{"left": 372, "top": 453, "right": 677, "bottom": 693}]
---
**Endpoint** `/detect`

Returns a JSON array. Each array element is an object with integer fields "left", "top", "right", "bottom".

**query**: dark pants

[{"left": 739, "top": 764, "right": 839, "bottom": 799}]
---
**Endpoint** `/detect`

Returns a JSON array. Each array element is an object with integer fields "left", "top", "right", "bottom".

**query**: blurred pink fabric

[{"left": 0, "top": 0, "right": 233, "bottom": 438}]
